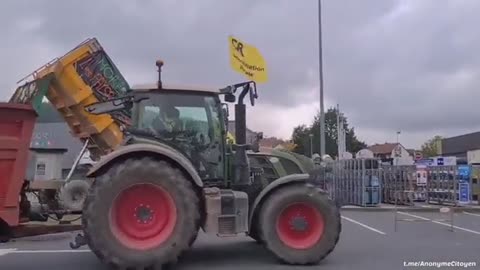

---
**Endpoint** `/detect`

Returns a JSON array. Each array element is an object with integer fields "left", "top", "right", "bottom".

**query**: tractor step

[{"left": 203, "top": 188, "right": 249, "bottom": 236}]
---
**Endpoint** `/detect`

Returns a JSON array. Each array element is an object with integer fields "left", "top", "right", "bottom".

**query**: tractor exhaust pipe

[
  {"left": 232, "top": 84, "right": 251, "bottom": 185},
  {"left": 234, "top": 84, "right": 249, "bottom": 145},
  {"left": 234, "top": 104, "right": 246, "bottom": 145}
]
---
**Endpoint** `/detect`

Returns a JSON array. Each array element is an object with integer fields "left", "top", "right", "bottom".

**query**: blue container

[
  {"left": 457, "top": 165, "right": 471, "bottom": 183},
  {"left": 458, "top": 183, "right": 470, "bottom": 204},
  {"left": 363, "top": 176, "right": 380, "bottom": 206}
]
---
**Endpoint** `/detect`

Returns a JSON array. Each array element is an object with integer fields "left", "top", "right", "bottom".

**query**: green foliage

[
  {"left": 421, "top": 135, "right": 442, "bottom": 157},
  {"left": 290, "top": 107, "right": 366, "bottom": 158}
]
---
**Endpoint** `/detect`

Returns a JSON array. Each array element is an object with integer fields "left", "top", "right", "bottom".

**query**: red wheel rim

[
  {"left": 276, "top": 202, "right": 325, "bottom": 249},
  {"left": 109, "top": 183, "right": 177, "bottom": 250}
]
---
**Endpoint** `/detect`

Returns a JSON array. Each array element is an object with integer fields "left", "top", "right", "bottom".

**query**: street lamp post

[
  {"left": 309, "top": 134, "right": 314, "bottom": 157},
  {"left": 318, "top": 0, "right": 326, "bottom": 157},
  {"left": 395, "top": 130, "right": 401, "bottom": 165}
]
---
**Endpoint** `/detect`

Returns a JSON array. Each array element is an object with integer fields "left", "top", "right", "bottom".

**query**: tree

[
  {"left": 290, "top": 107, "right": 366, "bottom": 158},
  {"left": 421, "top": 135, "right": 442, "bottom": 157}
]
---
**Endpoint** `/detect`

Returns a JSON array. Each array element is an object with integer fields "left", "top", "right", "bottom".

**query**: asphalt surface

[{"left": 1, "top": 210, "right": 480, "bottom": 270}]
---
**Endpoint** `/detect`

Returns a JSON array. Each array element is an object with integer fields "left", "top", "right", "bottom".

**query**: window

[
  {"left": 133, "top": 92, "right": 225, "bottom": 180},
  {"left": 135, "top": 93, "right": 215, "bottom": 145},
  {"left": 36, "top": 162, "right": 46, "bottom": 176},
  {"left": 178, "top": 106, "right": 210, "bottom": 145}
]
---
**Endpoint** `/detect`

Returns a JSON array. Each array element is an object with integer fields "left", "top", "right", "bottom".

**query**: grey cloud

[
  {"left": 2, "top": 0, "right": 480, "bottom": 146},
  {"left": 2, "top": 0, "right": 393, "bottom": 107},
  {"left": 320, "top": 0, "right": 480, "bottom": 137}
]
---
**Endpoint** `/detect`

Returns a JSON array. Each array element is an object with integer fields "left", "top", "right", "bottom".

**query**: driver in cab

[{"left": 152, "top": 104, "right": 183, "bottom": 133}]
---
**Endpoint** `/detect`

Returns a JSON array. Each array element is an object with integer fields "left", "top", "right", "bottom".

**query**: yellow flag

[
  {"left": 227, "top": 132, "right": 235, "bottom": 144},
  {"left": 229, "top": 35, "right": 268, "bottom": 83}
]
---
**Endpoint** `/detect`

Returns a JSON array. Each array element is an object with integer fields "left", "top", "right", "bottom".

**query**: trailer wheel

[
  {"left": 82, "top": 157, "right": 199, "bottom": 269},
  {"left": 58, "top": 179, "right": 90, "bottom": 211},
  {"left": 0, "top": 219, "right": 11, "bottom": 243},
  {"left": 258, "top": 184, "right": 341, "bottom": 265}
]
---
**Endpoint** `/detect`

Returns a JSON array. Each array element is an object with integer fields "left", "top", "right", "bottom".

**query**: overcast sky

[{"left": 2, "top": 0, "right": 480, "bottom": 150}]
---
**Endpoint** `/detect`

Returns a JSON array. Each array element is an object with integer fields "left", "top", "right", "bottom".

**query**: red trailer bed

[{"left": 0, "top": 103, "right": 37, "bottom": 226}]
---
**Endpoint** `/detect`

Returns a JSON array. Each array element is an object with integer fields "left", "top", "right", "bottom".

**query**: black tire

[
  {"left": 248, "top": 219, "right": 263, "bottom": 244},
  {"left": 82, "top": 157, "right": 200, "bottom": 269},
  {"left": 188, "top": 230, "right": 198, "bottom": 247},
  {"left": 0, "top": 220, "right": 11, "bottom": 243},
  {"left": 258, "top": 184, "right": 341, "bottom": 265}
]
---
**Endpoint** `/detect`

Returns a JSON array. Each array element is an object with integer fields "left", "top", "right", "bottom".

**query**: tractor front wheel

[
  {"left": 258, "top": 184, "right": 341, "bottom": 265},
  {"left": 82, "top": 157, "right": 199, "bottom": 269}
]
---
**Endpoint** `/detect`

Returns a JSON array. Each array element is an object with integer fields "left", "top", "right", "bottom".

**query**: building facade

[
  {"left": 441, "top": 131, "right": 480, "bottom": 162},
  {"left": 368, "top": 143, "right": 411, "bottom": 159}
]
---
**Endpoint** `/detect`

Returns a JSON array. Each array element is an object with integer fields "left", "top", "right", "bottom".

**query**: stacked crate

[
  {"left": 470, "top": 166, "right": 480, "bottom": 204},
  {"left": 426, "top": 166, "right": 458, "bottom": 206},
  {"left": 380, "top": 165, "right": 416, "bottom": 206},
  {"left": 325, "top": 159, "right": 381, "bottom": 207}
]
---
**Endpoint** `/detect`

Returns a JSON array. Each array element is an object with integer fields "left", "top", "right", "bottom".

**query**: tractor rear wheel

[
  {"left": 258, "top": 184, "right": 341, "bottom": 265},
  {"left": 82, "top": 157, "right": 199, "bottom": 269}
]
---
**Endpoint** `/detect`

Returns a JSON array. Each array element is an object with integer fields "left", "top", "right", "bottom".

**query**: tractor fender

[
  {"left": 248, "top": 173, "right": 310, "bottom": 229},
  {"left": 86, "top": 143, "right": 203, "bottom": 187}
]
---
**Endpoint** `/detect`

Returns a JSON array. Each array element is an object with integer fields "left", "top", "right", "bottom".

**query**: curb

[
  {"left": 341, "top": 207, "right": 480, "bottom": 213},
  {"left": 11, "top": 231, "right": 79, "bottom": 242}
]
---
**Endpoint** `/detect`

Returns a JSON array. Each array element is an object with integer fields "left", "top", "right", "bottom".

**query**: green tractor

[{"left": 77, "top": 61, "right": 341, "bottom": 269}]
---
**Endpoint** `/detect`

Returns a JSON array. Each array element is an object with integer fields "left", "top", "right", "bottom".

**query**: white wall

[
  {"left": 32, "top": 152, "right": 64, "bottom": 181},
  {"left": 389, "top": 144, "right": 411, "bottom": 158},
  {"left": 467, "top": 149, "right": 480, "bottom": 164}
]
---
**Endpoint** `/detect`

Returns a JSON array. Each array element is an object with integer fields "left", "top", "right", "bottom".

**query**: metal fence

[
  {"left": 426, "top": 166, "right": 458, "bottom": 206},
  {"left": 322, "top": 159, "right": 382, "bottom": 207},
  {"left": 381, "top": 165, "right": 422, "bottom": 206},
  {"left": 318, "top": 159, "right": 474, "bottom": 207}
]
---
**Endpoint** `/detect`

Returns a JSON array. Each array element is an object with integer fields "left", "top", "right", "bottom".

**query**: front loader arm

[{"left": 85, "top": 95, "right": 135, "bottom": 115}]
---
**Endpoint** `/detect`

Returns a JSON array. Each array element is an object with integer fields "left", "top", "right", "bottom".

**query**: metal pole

[
  {"left": 65, "top": 139, "right": 90, "bottom": 182},
  {"left": 310, "top": 134, "right": 313, "bottom": 157},
  {"left": 396, "top": 131, "right": 400, "bottom": 166},
  {"left": 337, "top": 104, "right": 340, "bottom": 157},
  {"left": 318, "top": 0, "right": 326, "bottom": 157}
]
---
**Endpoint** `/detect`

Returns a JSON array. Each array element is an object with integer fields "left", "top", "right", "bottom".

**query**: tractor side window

[
  {"left": 133, "top": 92, "right": 225, "bottom": 180},
  {"left": 140, "top": 106, "right": 160, "bottom": 129},
  {"left": 205, "top": 97, "right": 223, "bottom": 145},
  {"left": 177, "top": 107, "right": 210, "bottom": 145}
]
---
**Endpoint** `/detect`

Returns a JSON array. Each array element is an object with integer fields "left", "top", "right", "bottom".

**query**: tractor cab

[
  {"left": 85, "top": 61, "right": 259, "bottom": 186},
  {"left": 126, "top": 85, "right": 227, "bottom": 181}
]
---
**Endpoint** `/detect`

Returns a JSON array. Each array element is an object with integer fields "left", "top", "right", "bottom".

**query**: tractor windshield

[{"left": 134, "top": 91, "right": 225, "bottom": 180}]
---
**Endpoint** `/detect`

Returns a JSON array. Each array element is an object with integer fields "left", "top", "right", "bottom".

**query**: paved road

[{"left": 1, "top": 210, "right": 479, "bottom": 270}]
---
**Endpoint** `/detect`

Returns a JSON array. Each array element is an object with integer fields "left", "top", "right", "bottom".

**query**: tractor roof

[{"left": 131, "top": 83, "right": 220, "bottom": 94}]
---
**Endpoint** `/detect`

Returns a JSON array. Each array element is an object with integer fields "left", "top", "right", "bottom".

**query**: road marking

[
  {"left": 0, "top": 248, "right": 90, "bottom": 256},
  {"left": 398, "top": 212, "right": 480, "bottom": 235},
  {"left": 0, "top": 248, "right": 17, "bottom": 256},
  {"left": 398, "top": 212, "right": 429, "bottom": 221},
  {"left": 341, "top": 215, "right": 386, "bottom": 235},
  {"left": 11, "top": 249, "right": 91, "bottom": 253},
  {"left": 463, "top": 211, "right": 480, "bottom": 217}
]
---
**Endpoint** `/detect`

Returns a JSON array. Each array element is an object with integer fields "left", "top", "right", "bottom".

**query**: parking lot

[{"left": 1, "top": 209, "right": 479, "bottom": 270}]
